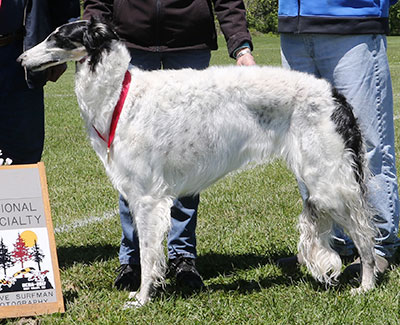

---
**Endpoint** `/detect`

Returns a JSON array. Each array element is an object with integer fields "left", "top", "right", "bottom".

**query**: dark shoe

[
  {"left": 276, "top": 252, "right": 306, "bottom": 271},
  {"left": 114, "top": 264, "right": 141, "bottom": 291},
  {"left": 169, "top": 257, "right": 204, "bottom": 291},
  {"left": 342, "top": 255, "right": 389, "bottom": 280},
  {"left": 277, "top": 252, "right": 356, "bottom": 271}
]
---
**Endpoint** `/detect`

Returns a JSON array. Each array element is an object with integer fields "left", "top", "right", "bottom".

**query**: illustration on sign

[{"left": 0, "top": 229, "right": 56, "bottom": 306}]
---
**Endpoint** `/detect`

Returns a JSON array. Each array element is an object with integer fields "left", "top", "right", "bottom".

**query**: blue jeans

[
  {"left": 280, "top": 33, "right": 400, "bottom": 258},
  {"left": 0, "top": 41, "right": 44, "bottom": 164},
  {"left": 119, "top": 49, "right": 211, "bottom": 265}
]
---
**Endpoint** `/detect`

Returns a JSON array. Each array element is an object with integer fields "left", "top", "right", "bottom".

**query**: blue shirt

[{"left": 278, "top": 0, "right": 399, "bottom": 34}]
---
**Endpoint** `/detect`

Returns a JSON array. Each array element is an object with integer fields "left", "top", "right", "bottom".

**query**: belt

[{"left": 0, "top": 30, "right": 23, "bottom": 47}]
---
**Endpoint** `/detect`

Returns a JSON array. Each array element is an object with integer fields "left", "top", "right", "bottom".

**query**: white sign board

[{"left": 0, "top": 163, "right": 64, "bottom": 318}]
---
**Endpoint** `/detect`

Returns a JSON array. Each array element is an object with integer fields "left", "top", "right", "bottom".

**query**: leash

[{"left": 93, "top": 70, "right": 131, "bottom": 162}]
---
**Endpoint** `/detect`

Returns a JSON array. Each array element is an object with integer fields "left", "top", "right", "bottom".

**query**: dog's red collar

[{"left": 93, "top": 70, "right": 131, "bottom": 160}]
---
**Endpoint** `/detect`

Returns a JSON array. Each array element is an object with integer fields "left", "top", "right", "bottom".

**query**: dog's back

[{"left": 118, "top": 65, "right": 339, "bottom": 193}]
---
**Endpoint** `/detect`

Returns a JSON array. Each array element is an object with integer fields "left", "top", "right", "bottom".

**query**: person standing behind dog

[
  {"left": 0, "top": 0, "right": 80, "bottom": 164},
  {"left": 83, "top": 0, "right": 256, "bottom": 291},
  {"left": 277, "top": 0, "right": 400, "bottom": 276}
]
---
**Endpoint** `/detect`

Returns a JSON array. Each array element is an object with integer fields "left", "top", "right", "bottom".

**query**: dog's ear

[
  {"left": 82, "top": 17, "right": 120, "bottom": 71},
  {"left": 83, "top": 17, "right": 119, "bottom": 52},
  {"left": 67, "top": 21, "right": 90, "bottom": 46}
]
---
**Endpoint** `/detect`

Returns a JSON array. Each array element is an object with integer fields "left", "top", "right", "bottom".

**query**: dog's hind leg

[
  {"left": 288, "top": 91, "right": 376, "bottom": 291},
  {"left": 297, "top": 179, "right": 376, "bottom": 290},
  {"left": 326, "top": 183, "right": 376, "bottom": 293},
  {"left": 348, "top": 227, "right": 376, "bottom": 294},
  {"left": 324, "top": 194, "right": 376, "bottom": 293},
  {"left": 296, "top": 158, "right": 376, "bottom": 291},
  {"left": 128, "top": 195, "right": 172, "bottom": 306}
]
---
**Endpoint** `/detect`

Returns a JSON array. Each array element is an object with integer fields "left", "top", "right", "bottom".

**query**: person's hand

[
  {"left": 236, "top": 48, "right": 256, "bottom": 66},
  {"left": 46, "top": 63, "right": 68, "bottom": 82},
  {"left": 236, "top": 52, "right": 256, "bottom": 66}
]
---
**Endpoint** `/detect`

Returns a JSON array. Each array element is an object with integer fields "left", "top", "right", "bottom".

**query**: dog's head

[{"left": 18, "top": 18, "right": 120, "bottom": 72}]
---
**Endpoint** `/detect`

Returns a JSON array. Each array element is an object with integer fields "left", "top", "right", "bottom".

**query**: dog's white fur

[{"left": 19, "top": 20, "right": 377, "bottom": 306}]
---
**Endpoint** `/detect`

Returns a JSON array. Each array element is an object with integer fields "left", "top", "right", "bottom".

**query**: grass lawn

[{"left": 4, "top": 34, "right": 400, "bottom": 324}]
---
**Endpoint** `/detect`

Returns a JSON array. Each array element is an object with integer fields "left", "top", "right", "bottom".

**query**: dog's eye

[{"left": 49, "top": 34, "right": 77, "bottom": 50}]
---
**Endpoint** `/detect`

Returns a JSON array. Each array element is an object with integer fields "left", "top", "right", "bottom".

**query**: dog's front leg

[{"left": 124, "top": 195, "right": 172, "bottom": 307}]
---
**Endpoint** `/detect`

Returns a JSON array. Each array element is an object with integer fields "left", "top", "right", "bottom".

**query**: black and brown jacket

[{"left": 83, "top": 0, "right": 252, "bottom": 57}]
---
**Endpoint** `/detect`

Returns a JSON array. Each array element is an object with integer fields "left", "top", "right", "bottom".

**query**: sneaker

[
  {"left": 169, "top": 257, "right": 204, "bottom": 290},
  {"left": 276, "top": 252, "right": 355, "bottom": 271},
  {"left": 114, "top": 264, "right": 141, "bottom": 291},
  {"left": 342, "top": 255, "right": 389, "bottom": 280},
  {"left": 276, "top": 252, "right": 306, "bottom": 271}
]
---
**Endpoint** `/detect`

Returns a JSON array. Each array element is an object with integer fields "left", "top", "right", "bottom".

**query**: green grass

[{"left": 5, "top": 35, "right": 400, "bottom": 324}]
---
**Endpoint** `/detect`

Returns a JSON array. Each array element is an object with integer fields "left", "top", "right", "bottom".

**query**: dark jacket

[
  {"left": 83, "top": 0, "right": 252, "bottom": 58},
  {"left": 24, "top": 0, "right": 80, "bottom": 87},
  {"left": 278, "top": 0, "right": 399, "bottom": 35}
]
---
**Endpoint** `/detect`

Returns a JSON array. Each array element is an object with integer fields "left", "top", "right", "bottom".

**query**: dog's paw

[
  {"left": 123, "top": 300, "right": 144, "bottom": 309},
  {"left": 123, "top": 291, "right": 150, "bottom": 309},
  {"left": 128, "top": 291, "right": 139, "bottom": 299},
  {"left": 350, "top": 287, "right": 364, "bottom": 295},
  {"left": 350, "top": 285, "right": 374, "bottom": 295}
]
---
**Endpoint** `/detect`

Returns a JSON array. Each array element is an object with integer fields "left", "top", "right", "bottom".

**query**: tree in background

[
  {"left": 389, "top": 2, "right": 400, "bottom": 35},
  {"left": 245, "top": 0, "right": 278, "bottom": 34}
]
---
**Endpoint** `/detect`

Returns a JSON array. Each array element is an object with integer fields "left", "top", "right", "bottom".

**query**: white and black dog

[{"left": 19, "top": 19, "right": 377, "bottom": 306}]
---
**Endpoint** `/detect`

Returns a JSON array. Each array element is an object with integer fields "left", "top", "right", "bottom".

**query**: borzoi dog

[{"left": 19, "top": 19, "right": 377, "bottom": 306}]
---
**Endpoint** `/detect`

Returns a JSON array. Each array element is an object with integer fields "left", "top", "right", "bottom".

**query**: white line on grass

[
  {"left": 44, "top": 94, "right": 75, "bottom": 98},
  {"left": 54, "top": 208, "right": 119, "bottom": 234}
]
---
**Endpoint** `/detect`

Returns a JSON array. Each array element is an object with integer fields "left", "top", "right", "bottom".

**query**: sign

[{"left": 0, "top": 163, "right": 64, "bottom": 318}]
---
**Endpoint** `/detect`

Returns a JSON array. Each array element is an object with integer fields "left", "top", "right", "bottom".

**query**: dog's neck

[{"left": 74, "top": 40, "right": 131, "bottom": 137}]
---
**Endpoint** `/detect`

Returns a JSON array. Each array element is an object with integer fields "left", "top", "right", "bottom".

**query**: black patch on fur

[
  {"left": 48, "top": 20, "right": 89, "bottom": 50},
  {"left": 255, "top": 107, "right": 274, "bottom": 128},
  {"left": 82, "top": 17, "right": 120, "bottom": 72},
  {"left": 330, "top": 88, "right": 365, "bottom": 191},
  {"left": 258, "top": 110, "right": 273, "bottom": 126}
]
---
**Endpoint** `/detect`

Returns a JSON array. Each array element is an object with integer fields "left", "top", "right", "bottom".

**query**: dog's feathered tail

[{"left": 330, "top": 87, "right": 367, "bottom": 192}]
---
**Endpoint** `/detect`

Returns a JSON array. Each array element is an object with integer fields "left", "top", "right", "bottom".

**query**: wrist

[
  {"left": 235, "top": 47, "right": 251, "bottom": 60},
  {"left": 233, "top": 42, "right": 251, "bottom": 59}
]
